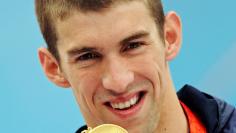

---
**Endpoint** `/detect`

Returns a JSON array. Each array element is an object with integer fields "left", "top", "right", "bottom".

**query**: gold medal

[{"left": 82, "top": 124, "right": 128, "bottom": 133}]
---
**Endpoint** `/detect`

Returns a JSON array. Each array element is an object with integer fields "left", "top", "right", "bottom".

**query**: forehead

[{"left": 55, "top": 1, "right": 158, "bottom": 50}]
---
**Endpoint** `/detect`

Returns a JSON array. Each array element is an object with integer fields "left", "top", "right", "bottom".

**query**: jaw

[{"left": 92, "top": 91, "right": 159, "bottom": 132}]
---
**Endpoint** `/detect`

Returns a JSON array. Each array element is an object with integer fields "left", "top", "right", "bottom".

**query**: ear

[
  {"left": 164, "top": 11, "right": 182, "bottom": 61},
  {"left": 38, "top": 47, "right": 71, "bottom": 88}
]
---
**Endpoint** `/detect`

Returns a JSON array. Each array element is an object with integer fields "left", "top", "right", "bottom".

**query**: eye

[
  {"left": 123, "top": 42, "right": 143, "bottom": 52},
  {"left": 76, "top": 52, "right": 100, "bottom": 61}
]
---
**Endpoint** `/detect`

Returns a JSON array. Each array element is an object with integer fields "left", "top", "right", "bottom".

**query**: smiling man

[{"left": 35, "top": 0, "right": 236, "bottom": 133}]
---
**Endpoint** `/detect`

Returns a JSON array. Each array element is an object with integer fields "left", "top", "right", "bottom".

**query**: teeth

[
  {"left": 110, "top": 95, "right": 139, "bottom": 110},
  {"left": 125, "top": 101, "right": 130, "bottom": 108},
  {"left": 119, "top": 103, "right": 125, "bottom": 109}
]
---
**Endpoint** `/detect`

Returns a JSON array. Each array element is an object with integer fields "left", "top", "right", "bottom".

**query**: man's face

[{"left": 56, "top": 1, "right": 169, "bottom": 132}]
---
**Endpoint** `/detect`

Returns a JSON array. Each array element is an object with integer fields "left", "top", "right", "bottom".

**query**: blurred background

[{"left": 0, "top": 0, "right": 235, "bottom": 132}]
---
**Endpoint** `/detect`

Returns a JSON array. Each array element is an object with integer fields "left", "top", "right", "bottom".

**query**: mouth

[{"left": 104, "top": 91, "right": 146, "bottom": 118}]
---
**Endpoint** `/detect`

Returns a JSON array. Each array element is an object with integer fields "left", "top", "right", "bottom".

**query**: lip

[
  {"left": 108, "top": 93, "right": 139, "bottom": 103},
  {"left": 105, "top": 91, "right": 146, "bottom": 119}
]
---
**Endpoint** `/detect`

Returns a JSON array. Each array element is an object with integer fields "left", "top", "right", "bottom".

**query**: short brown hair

[{"left": 35, "top": 0, "right": 165, "bottom": 61}]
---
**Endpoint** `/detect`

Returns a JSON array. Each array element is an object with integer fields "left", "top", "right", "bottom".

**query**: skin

[{"left": 38, "top": 1, "right": 187, "bottom": 133}]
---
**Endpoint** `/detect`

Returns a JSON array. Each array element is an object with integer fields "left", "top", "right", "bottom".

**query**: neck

[{"left": 155, "top": 69, "right": 188, "bottom": 133}]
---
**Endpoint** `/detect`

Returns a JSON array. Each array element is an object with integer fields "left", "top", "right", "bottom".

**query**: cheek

[
  {"left": 68, "top": 69, "right": 104, "bottom": 123},
  {"left": 131, "top": 50, "right": 167, "bottom": 98},
  {"left": 68, "top": 69, "right": 100, "bottom": 108}
]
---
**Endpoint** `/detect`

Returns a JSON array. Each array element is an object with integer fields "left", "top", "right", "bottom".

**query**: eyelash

[
  {"left": 122, "top": 42, "right": 144, "bottom": 52},
  {"left": 76, "top": 52, "right": 101, "bottom": 61}
]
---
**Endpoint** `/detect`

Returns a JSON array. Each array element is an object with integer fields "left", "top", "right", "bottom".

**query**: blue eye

[{"left": 77, "top": 52, "right": 100, "bottom": 61}]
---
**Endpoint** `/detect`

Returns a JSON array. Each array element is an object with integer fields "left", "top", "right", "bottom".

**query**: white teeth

[
  {"left": 130, "top": 96, "right": 136, "bottom": 105},
  {"left": 110, "top": 95, "right": 139, "bottom": 110},
  {"left": 125, "top": 101, "right": 130, "bottom": 108},
  {"left": 119, "top": 103, "right": 125, "bottom": 109}
]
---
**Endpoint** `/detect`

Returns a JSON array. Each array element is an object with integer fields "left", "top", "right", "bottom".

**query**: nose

[{"left": 102, "top": 56, "right": 134, "bottom": 94}]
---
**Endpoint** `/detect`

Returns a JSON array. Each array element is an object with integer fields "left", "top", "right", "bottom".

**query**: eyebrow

[
  {"left": 120, "top": 31, "right": 149, "bottom": 45},
  {"left": 67, "top": 31, "right": 149, "bottom": 57}
]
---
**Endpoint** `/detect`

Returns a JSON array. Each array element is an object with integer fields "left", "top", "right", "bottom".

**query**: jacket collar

[{"left": 178, "top": 84, "right": 219, "bottom": 133}]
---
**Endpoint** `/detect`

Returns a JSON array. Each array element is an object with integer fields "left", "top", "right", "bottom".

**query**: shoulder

[
  {"left": 178, "top": 84, "right": 236, "bottom": 133},
  {"left": 213, "top": 96, "right": 236, "bottom": 133}
]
